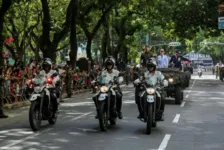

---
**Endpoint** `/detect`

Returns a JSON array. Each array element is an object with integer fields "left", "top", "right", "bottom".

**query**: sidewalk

[{"left": 3, "top": 88, "right": 92, "bottom": 110}]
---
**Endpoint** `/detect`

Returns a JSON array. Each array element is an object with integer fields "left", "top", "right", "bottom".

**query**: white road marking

[
  {"left": 0, "top": 128, "right": 53, "bottom": 149},
  {"left": 192, "top": 79, "right": 196, "bottom": 87},
  {"left": 128, "top": 93, "right": 135, "bottom": 97},
  {"left": 123, "top": 91, "right": 132, "bottom": 94},
  {"left": 86, "top": 98, "right": 92, "bottom": 100},
  {"left": 123, "top": 100, "right": 135, "bottom": 104},
  {"left": 61, "top": 102, "right": 94, "bottom": 107},
  {"left": 76, "top": 128, "right": 98, "bottom": 132},
  {"left": 71, "top": 112, "right": 92, "bottom": 121},
  {"left": 172, "top": 114, "right": 180, "bottom": 123},
  {"left": 185, "top": 94, "right": 189, "bottom": 98},
  {"left": 180, "top": 101, "right": 185, "bottom": 107},
  {"left": 158, "top": 134, "right": 171, "bottom": 150}
]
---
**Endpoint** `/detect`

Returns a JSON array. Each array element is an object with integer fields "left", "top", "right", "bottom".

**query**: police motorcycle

[
  {"left": 29, "top": 72, "right": 59, "bottom": 131},
  {"left": 134, "top": 76, "right": 168, "bottom": 134},
  {"left": 92, "top": 76, "right": 123, "bottom": 131}
]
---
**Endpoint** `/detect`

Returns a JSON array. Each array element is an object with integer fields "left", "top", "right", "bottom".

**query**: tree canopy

[{"left": 0, "top": 0, "right": 223, "bottom": 66}]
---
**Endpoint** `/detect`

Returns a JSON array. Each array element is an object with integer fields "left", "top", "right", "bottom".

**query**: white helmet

[
  {"left": 42, "top": 58, "right": 52, "bottom": 70},
  {"left": 146, "top": 57, "right": 157, "bottom": 71},
  {"left": 105, "top": 56, "right": 115, "bottom": 68}
]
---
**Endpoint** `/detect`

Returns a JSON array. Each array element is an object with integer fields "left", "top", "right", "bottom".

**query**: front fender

[
  {"left": 30, "top": 94, "right": 41, "bottom": 101},
  {"left": 110, "top": 88, "right": 116, "bottom": 96},
  {"left": 146, "top": 95, "right": 154, "bottom": 103}
]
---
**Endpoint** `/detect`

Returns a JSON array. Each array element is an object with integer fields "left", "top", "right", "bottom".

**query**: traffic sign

[
  {"left": 218, "top": 17, "right": 224, "bottom": 29},
  {"left": 168, "top": 42, "right": 181, "bottom": 47}
]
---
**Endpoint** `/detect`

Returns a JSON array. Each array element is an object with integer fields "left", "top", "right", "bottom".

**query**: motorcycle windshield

[
  {"left": 100, "top": 76, "right": 113, "bottom": 85},
  {"left": 145, "top": 77, "right": 157, "bottom": 87},
  {"left": 34, "top": 78, "right": 43, "bottom": 85}
]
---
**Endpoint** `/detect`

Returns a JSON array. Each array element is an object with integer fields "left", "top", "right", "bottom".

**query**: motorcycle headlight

[
  {"left": 34, "top": 87, "right": 41, "bottom": 93},
  {"left": 112, "top": 85, "right": 117, "bottom": 88},
  {"left": 100, "top": 86, "right": 109, "bottom": 93},
  {"left": 168, "top": 78, "right": 174, "bottom": 83},
  {"left": 146, "top": 88, "right": 155, "bottom": 94}
]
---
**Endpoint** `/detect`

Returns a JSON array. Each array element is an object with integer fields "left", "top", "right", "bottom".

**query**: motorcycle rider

[
  {"left": 135, "top": 58, "right": 166, "bottom": 121},
  {"left": 39, "top": 58, "right": 60, "bottom": 117},
  {"left": 198, "top": 66, "right": 202, "bottom": 77},
  {"left": 93, "top": 56, "right": 123, "bottom": 119}
]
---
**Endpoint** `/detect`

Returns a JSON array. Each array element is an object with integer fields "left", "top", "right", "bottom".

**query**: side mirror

[
  {"left": 118, "top": 77, "right": 124, "bottom": 84},
  {"left": 91, "top": 80, "right": 96, "bottom": 84},
  {"left": 134, "top": 79, "right": 140, "bottom": 84},
  {"left": 139, "top": 76, "right": 144, "bottom": 81},
  {"left": 52, "top": 72, "right": 58, "bottom": 77},
  {"left": 163, "top": 80, "right": 168, "bottom": 87},
  {"left": 114, "top": 76, "right": 118, "bottom": 81}
]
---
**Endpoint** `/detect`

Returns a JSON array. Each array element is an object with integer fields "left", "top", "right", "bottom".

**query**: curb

[
  {"left": 3, "top": 89, "right": 92, "bottom": 110},
  {"left": 3, "top": 101, "right": 30, "bottom": 110}
]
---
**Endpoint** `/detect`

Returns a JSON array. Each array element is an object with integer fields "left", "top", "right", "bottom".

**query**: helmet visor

[
  {"left": 106, "top": 61, "right": 113, "bottom": 66},
  {"left": 147, "top": 63, "right": 155, "bottom": 68}
]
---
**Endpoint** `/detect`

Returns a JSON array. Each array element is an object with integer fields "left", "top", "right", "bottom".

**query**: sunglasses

[
  {"left": 106, "top": 63, "right": 113, "bottom": 65},
  {"left": 160, "top": 51, "right": 164, "bottom": 52}
]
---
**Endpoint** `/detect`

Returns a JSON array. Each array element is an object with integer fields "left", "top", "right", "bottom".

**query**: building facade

[{"left": 183, "top": 52, "right": 213, "bottom": 66}]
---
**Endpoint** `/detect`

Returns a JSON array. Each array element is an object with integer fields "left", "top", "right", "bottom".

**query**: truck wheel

[{"left": 175, "top": 85, "right": 182, "bottom": 105}]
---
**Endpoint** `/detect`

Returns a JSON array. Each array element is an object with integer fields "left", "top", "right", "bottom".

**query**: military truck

[{"left": 157, "top": 68, "right": 190, "bottom": 104}]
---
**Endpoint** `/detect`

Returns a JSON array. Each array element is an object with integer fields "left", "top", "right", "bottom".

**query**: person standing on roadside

[
  {"left": 65, "top": 65, "right": 72, "bottom": 98},
  {"left": 157, "top": 49, "right": 169, "bottom": 68}
]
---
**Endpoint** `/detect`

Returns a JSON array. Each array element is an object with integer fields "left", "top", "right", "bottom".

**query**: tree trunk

[
  {"left": 43, "top": 45, "right": 57, "bottom": 62},
  {"left": 86, "top": 37, "right": 93, "bottom": 60},
  {"left": 0, "top": 0, "right": 12, "bottom": 66},
  {"left": 124, "top": 46, "right": 128, "bottom": 63},
  {"left": 69, "top": 0, "right": 77, "bottom": 68},
  {"left": 101, "top": 18, "right": 110, "bottom": 61},
  {"left": 40, "top": 0, "right": 51, "bottom": 59}
]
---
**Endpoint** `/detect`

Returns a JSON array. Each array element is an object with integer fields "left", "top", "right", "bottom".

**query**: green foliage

[{"left": 1, "top": 0, "right": 223, "bottom": 63}]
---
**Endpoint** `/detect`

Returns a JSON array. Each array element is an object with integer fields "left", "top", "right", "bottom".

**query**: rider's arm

[{"left": 157, "top": 71, "right": 165, "bottom": 85}]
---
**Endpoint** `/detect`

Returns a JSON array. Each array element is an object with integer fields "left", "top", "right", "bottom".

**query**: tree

[
  {"left": 4, "top": 1, "right": 41, "bottom": 60},
  {"left": 0, "top": 0, "right": 12, "bottom": 66},
  {"left": 69, "top": 0, "right": 78, "bottom": 67},
  {"left": 39, "top": 0, "right": 72, "bottom": 61},
  {"left": 78, "top": 0, "right": 115, "bottom": 60}
]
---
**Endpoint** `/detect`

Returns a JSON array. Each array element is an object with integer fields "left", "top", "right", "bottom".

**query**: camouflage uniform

[{"left": 140, "top": 52, "right": 153, "bottom": 67}]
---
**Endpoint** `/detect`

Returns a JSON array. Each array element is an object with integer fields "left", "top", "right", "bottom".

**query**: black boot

[
  {"left": 116, "top": 97, "right": 123, "bottom": 119},
  {"left": 117, "top": 111, "right": 123, "bottom": 119},
  {"left": 0, "top": 109, "right": 8, "bottom": 118},
  {"left": 0, "top": 113, "right": 8, "bottom": 118},
  {"left": 137, "top": 103, "right": 143, "bottom": 119}
]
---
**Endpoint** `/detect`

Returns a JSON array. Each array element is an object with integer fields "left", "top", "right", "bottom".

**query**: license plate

[
  {"left": 147, "top": 95, "right": 154, "bottom": 103},
  {"left": 98, "top": 94, "right": 107, "bottom": 101}
]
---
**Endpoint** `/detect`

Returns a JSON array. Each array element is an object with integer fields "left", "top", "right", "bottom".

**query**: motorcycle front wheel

[
  {"left": 98, "top": 101, "right": 108, "bottom": 131},
  {"left": 146, "top": 104, "right": 152, "bottom": 135},
  {"left": 29, "top": 101, "right": 41, "bottom": 131}
]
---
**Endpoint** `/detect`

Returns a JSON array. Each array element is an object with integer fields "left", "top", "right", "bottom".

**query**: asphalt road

[{"left": 0, "top": 70, "right": 223, "bottom": 150}]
